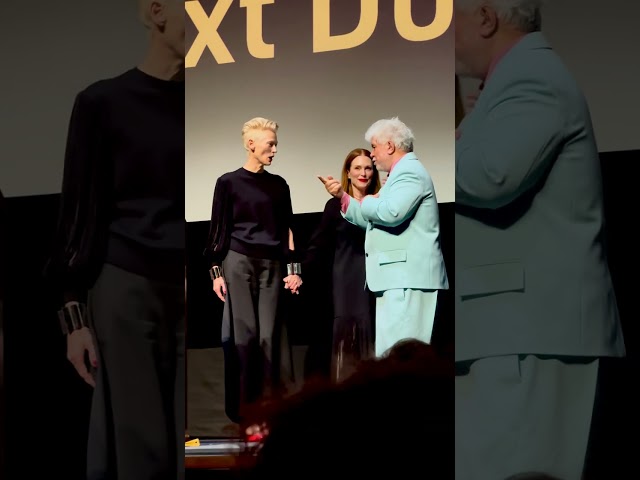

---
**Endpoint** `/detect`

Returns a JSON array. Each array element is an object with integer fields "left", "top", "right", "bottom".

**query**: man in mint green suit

[
  {"left": 319, "top": 117, "right": 449, "bottom": 357},
  {"left": 454, "top": 1, "right": 625, "bottom": 479}
]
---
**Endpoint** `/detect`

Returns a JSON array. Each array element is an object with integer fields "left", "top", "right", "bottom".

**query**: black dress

[{"left": 303, "top": 197, "right": 375, "bottom": 382}]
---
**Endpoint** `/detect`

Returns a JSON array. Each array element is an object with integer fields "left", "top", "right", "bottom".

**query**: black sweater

[
  {"left": 46, "top": 68, "right": 185, "bottom": 303},
  {"left": 204, "top": 167, "right": 296, "bottom": 268}
]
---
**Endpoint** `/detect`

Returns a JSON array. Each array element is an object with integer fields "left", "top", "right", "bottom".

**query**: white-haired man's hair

[
  {"left": 455, "top": 0, "right": 543, "bottom": 32},
  {"left": 365, "top": 117, "right": 414, "bottom": 153}
]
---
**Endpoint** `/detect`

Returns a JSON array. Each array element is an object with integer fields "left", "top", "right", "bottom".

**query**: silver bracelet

[
  {"left": 58, "top": 302, "right": 89, "bottom": 335},
  {"left": 209, "top": 265, "right": 224, "bottom": 280},
  {"left": 286, "top": 263, "right": 302, "bottom": 275}
]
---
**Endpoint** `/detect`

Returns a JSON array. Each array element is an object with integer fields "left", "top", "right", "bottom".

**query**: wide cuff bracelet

[
  {"left": 209, "top": 265, "right": 224, "bottom": 280},
  {"left": 287, "top": 263, "right": 302, "bottom": 275},
  {"left": 58, "top": 302, "right": 89, "bottom": 335}
]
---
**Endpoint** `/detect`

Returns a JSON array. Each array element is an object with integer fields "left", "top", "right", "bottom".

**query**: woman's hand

[
  {"left": 213, "top": 277, "right": 227, "bottom": 302},
  {"left": 67, "top": 327, "right": 97, "bottom": 387},
  {"left": 284, "top": 274, "right": 302, "bottom": 294}
]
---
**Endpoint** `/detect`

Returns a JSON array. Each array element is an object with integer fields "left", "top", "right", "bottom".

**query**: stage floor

[{"left": 187, "top": 347, "right": 308, "bottom": 437}]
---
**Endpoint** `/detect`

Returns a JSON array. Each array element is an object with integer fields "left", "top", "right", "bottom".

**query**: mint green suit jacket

[
  {"left": 343, "top": 152, "right": 449, "bottom": 293},
  {"left": 455, "top": 33, "right": 625, "bottom": 362}
]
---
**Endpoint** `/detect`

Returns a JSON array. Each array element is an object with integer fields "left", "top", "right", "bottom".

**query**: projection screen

[
  {"left": 0, "top": 0, "right": 637, "bottom": 201},
  {"left": 185, "top": 0, "right": 455, "bottom": 221}
]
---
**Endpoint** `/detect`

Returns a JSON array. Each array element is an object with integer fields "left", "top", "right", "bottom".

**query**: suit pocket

[
  {"left": 459, "top": 262, "right": 524, "bottom": 298},
  {"left": 377, "top": 250, "right": 407, "bottom": 265}
]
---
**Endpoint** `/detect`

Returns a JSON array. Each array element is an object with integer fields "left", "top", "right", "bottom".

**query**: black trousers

[
  {"left": 221, "top": 250, "right": 293, "bottom": 421},
  {"left": 87, "top": 263, "right": 185, "bottom": 480}
]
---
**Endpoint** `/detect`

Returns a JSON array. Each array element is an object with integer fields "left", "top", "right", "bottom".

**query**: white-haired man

[
  {"left": 46, "top": 1, "right": 186, "bottom": 479},
  {"left": 454, "top": 1, "right": 625, "bottom": 479},
  {"left": 320, "top": 118, "right": 449, "bottom": 357}
]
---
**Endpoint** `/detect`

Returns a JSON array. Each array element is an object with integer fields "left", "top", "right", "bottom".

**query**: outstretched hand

[{"left": 317, "top": 175, "right": 344, "bottom": 199}]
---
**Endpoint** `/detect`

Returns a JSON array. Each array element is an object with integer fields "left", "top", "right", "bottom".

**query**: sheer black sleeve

[
  {"left": 203, "top": 176, "right": 231, "bottom": 268},
  {"left": 44, "top": 89, "right": 111, "bottom": 305},
  {"left": 281, "top": 182, "right": 299, "bottom": 264}
]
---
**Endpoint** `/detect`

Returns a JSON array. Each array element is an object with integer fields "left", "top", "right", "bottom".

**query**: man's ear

[
  {"left": 386, "top": 141, "right": 396, "bottom": 154},
  {"left": 247, "top": 138, "right": 255, "bottom": 152}
]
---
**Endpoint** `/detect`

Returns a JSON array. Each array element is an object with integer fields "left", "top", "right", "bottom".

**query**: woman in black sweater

[{"left": 204, "top": 117, "right": 302, "bottom": 423}]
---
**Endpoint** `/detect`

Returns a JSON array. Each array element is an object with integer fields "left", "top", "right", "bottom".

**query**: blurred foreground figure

[
  {"left": 454, "top": 1, "right": 624, "bottom": 479},
  {"left": 45, "top": 1, "right": 186, "bottom": 478},
  {"left": 248, "top": 339, "right": 453, "bottom": 477}
]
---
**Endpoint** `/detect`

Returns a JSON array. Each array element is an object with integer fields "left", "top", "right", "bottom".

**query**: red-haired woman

[{"left": 303, "top": 148, "right": 381, "bottom": 382}]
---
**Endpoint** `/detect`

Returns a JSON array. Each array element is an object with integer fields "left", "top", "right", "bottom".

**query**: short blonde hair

[{"left": 242, "top": 117, "right": 278, "bottom": 151}]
